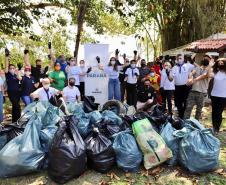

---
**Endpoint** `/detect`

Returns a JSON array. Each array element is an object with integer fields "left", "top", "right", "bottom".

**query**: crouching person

[
  {"left": 63, "top": 77, "right": 81, "bottom": 103},
  {"left": 137, "top": 79, "right": 157, "bottom": 111},
  {"left": 30, "top": 78, "right": 59, "bottom": 101}
]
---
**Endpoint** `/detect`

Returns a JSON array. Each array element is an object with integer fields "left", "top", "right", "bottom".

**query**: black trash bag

[
  {"left": 0, "top": 111, "right": 29, "bottom": 150},
  {"left": 148, "top": 105, "right": 168, "bottom": 125},
  {"left": 102, "top": 100, "right": 126, "bottom": 116},
  {"left": 98, "top": 120, "right": 122, "bottom": 138},
  {"left": 48, "top": 116, "right": 87, "bottom": 184},
  {"left": 83, "top": 96, "right": 99, "bottom": 113},
  {"left": 168, "top": 116, "right": 185, "bottom": 130},
  {"left": 85, "top": 128, "right": 115, "bottom": 173}
]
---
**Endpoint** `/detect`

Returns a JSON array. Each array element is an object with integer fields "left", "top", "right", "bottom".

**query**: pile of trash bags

[{"left": 0, "top": 100, "right": 221, "bottom": 183}]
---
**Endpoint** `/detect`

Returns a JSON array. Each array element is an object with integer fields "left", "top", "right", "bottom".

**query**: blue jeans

[
  {"left": 21, "top": 96, "right": 33, "bottom": 106},
  {"left": 108, "top": 79, "right": 121, "bottom": 101},
  {"left": 0, "top": 92, "right": 3, "bottom": 123}
]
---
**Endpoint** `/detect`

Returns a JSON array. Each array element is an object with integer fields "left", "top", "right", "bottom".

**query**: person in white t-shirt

[
  {"left": 172, "top": 54, "right": 191, "bottom": 118},
  {"left": 30, "top": 78, "right": 59, "bottom": 101},
  {"left": 210, "top": 58, "right": 226, "bottom": 134},
  {"left": 66, "top": 57, "right": 81, "bottom": 88},
  {"left": 125, "top": 59, "right": 140, "bottom": 108},
  {"left": 63, "top": 77, "right": 81, "bottom": 103},
  {"left": 160, "top": 61, "right": 175, "bottom": 115}
]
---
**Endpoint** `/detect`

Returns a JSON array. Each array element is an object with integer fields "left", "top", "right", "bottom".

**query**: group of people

[{"left": 0, "top": 45, "right": 225, "bottom": 134}]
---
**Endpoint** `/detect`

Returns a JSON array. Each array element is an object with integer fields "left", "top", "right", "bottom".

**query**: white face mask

[
  {"left": 111, "top": 60, "right": 116, "bottom": 65},
  {"left": 164, "top": 66, "right": 169, "bottom": 70},
  {"left": 150, "top": 72, "right": 155, "bottom": 77},
  {"left": 9, "top": 69, "right": 15, "bottom": 75},
  {"left": 131, "top": 64, "right": 136, "bottom": 68},
  {"left": 25, "top": 71, "right": 31, "bottom": 76},
  {"left": 80, "top": 64, "right": 85, "bottom": 67},
  {"left": 43, "top": 84, "right": 50, "bottom": 89},
  {"left": 70, "top": 61, "right": 76, "bottom": 66},
  {"left": 177, "top": 59, "right": 183, "bottom": 64}
]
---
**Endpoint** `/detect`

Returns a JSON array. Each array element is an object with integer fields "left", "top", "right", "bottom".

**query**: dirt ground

[{"left": 0, "top": 106, "right": 225, "bottom": 185}]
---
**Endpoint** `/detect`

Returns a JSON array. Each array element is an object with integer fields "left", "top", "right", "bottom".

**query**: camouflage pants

[{"left": 184, "top": 91, "right": 206, "bottom": 120}]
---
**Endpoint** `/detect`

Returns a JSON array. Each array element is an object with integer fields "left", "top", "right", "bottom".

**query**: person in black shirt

[
  {"left": 21, "top": 66, "right": 38, "bottom": 106},
  {"left": 119, "top": 58, "right": 130, "bottom": 102},
  {"left": 138, "top": 59, "right": 151, "bottom": 88},
  {"left": 137, "top": 79, "right": 157, "bottom": 111},
  {"left": 24, "top": 48, "right": 48, "bottom": 88},
  {"left": 5, "top": 49, "right": 22, "bottom": 122}
]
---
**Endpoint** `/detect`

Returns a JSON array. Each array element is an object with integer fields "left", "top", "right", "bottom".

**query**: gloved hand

[
  {"left": 87, "top": 67, "right": 92, "bottom": 73},
  {"left": 96, "top": 56, "right": 100, "bottom": 63},
  {"left": 166, "top": 69, "right": 170, "bottom": 76},
  {"left": 48, "top": 41, "right": 52, "bottom": 49},
  {"left": 133, "top": 50, "right": 137, "bottom": 56},
  {"left": 24, "top": 49, "right": 29, "bottom": 55},
  {"left": 134, "top": 72, "right": 139, "bottom": 76},
  {"left": 17, "top": 63, "right": 23, "bottom": 70},
  {"left": 115, "top": 49, "right": 119, "bottom": 56},
  {"left": 5, "top": 48, "right": 10, "bottom": 57}
]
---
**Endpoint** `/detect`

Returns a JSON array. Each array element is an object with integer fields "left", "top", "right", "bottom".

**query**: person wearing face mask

[
  {"left": 49, "top": 62, "right": 66, "bottom": 91},
  {"left": 145, "top": 67, "right": 161, "bottom": 92},
  {"left": 63, "top": 77, "right": 81, "bottom": 103},
  {"left": 100, "top": 57, "right": 122, "bottom": 101},
  {"left": 65, "top": 57, "right": 82, "bottom": 89},
  {"left": 20, "top": 66, "right": 39, "bottom": 106},
  {"left": 31, "top": 78, "right": 59, "bottom": 101},
  {"left": 119, "top": 55, "right": 130, "bottom": 102},
  {"left": 79, "top": 60, "right": 92, "bottom": 98},
  {"left": 137, "top": 79, "right": 157, "bottom": 111},
  {"left": 138, "top": 59, "right": 151, "bottom": 88},
  {"left": 160, "top": 62, "right": 175, "bottom": 115},
  {"left": 184, "top": 59, "right": 211, "bottom": 120},
  {"left": 5, "top": 48, "right": 22, "bottom": 122},
  {"left": 172, "top": 54, "right": 191, "bottom": 118},
  {"left": 24, "top": 48, "right": 49, "bottom": 88},
  {"left": 125, "top": 60, "right": 140, "bottom": 108},
  {"left": 210, "top": 58, "right": 226, "bottom": 134},
  {"left": 48, "top": 42, "right": 68, "bottom": 75}
]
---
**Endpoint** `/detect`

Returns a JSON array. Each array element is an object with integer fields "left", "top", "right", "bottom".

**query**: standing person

[
  {"left": 0, "top": 70, "right": 6, "bottom": 124},
  {"left": 49, "top": 62, "right": 66, "bottom": 91},
  {"left": 79, "top": 60, "right": 92, "bottom": 98},
  {"left": 172, "top": 54, "right": 191, "bottom": 118},
  {"left": 63, "top": 77, "right": 81, "bottom": 103},
  {"left": 4, "top": 49, "right": 22, "bottom": 122},
  {"left": 119, "top": 55, "right": 130, "bottom": 102},
  {"left": 153, "top": 56, "right": 163, "bottom": 75},
  {"left": 21, "top": 66, "right": 38, "bottom": 106},
  {"left": 138, "top": 59, "right": 151, "bottom": 88},
  {"left": 160, "top": 62, "right": 175, "bottom": 115},
  {"left": 30, "top": 78, "right": 59, "bottom": 101},
  {"left": 210, "top": 58, "right": 226, "bottom": 134},
  {"left": 125, "top": 60, "right": 139, "bottom": 108},
  {"left": 24, "top": 48, "right": 48, "bottom": 88},
  {"left": 184, "top": 59, "right": 210, "bottom": 120},
  {"left": 100, "top": 57, "right": 121, "bottom": 101},
  {"left": 48, "top": 42, "right": 68, "bottom": 75},
  {"left": 65, "top": 57, "right": 81, "bottom": 89}
]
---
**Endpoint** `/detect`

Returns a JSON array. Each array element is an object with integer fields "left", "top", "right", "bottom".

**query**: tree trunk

[{"left": 74, "top": 0, "right": 89, "bottom": 60}]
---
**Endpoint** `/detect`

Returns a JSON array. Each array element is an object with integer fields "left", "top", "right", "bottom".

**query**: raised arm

[
  {"left": 48, "top": 42, "right": 56, "bottom": 68},
  {"left": 24, "top": 48, "right": 30, "bottom": 67},
  {"left": 4, "top": 48, "right": 10, "bottom": 73}
]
